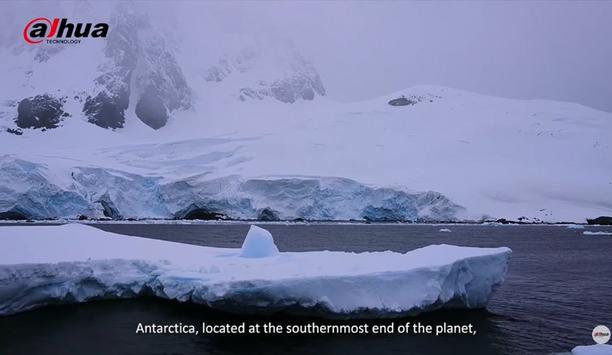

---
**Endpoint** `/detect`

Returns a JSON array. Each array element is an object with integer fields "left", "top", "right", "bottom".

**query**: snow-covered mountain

[
  {"left": 203, "top": 37, "right": 325, "bottom": 103},
  {"left": 0, "top": 2, "right": 610, "bottom": 222}
]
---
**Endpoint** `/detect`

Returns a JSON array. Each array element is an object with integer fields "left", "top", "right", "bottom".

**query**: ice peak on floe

[{"left": 240, "top": 225, "right": 280, "bottom": 258}]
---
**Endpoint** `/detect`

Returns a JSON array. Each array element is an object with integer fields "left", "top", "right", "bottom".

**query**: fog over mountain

[{"left": 2, "top": 0, "right": 612, "bottom": 112}]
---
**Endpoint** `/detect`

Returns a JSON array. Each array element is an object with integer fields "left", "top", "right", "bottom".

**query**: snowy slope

[
  {"left": 0, "top": 2, "right": 611, "bottom": 222},
  {"left": 1, "top": 84, "right": 610, "bottom": 222},
  {"left": 0, "top": 224, "right": 511, "bottom": 317}
]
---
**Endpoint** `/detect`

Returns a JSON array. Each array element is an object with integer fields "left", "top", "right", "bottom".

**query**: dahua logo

[
  {"left": 592, "top": 325, "right": 611, "bottom": 345},
  {"left": 22, "top": 18, "right": 109, "bottom": 45}
]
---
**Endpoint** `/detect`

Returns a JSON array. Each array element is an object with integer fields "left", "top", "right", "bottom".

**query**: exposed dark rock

[
  {"left": 175, "top": 204, "right": 226, "bottom": 220},
  {"left": 257, "top": 207, "right": 280, "bottom": 221},
  {"left": 15, "top": 94, "right": 67, "bottom": 129},
  {"left": 388, "top": 94, "right": 440, "bottom": 107},
  {"left": 587, "top": 216, "right": 612, "bottom": 225},
  {"left": 6, "top": 128, "right": 23, "bottom": 135},
  {"left": 0, "top": 209, "right": 29, "bottom": 220},
  {"left": 78, "top": 214, "right": 88, "bottom": 220},
  {"left": 96, "top": 192, "right": 122, "bottom": 219},
  {"left": 207, "top": 43, "right": 324, "bottom": 104},
  {"left": 388, "top": 96, "right": 417, "bottom": 106},
  {"left": 135, "top": 86, "right": 169, "bottom": 130},
  {"left": 82, "top": 7, "right": 190, "bottom": 130},
  {"left": 83, "top": 91, "right": 128, "bottom": 129},
  {"left": 83, "top": 6, "right": 140, "bottom": 129},
  {"left": 132, "top": 37, "right": 191, "bottom": 129},
  {"left": 237, "top": 75, "right": 325, "bottom": 104}
]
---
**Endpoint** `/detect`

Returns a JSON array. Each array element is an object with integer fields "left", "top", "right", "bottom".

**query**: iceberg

[
  {"left": 0, "top": 224, "right": 511, "bottom": 318},
  {"left": 583, "top": 231, "right": 612, "bottom": 236},
  {"left": 572, "top": 345, "right": 612, "bottom": 355},
  {"left": 240, "top": 225, "right": 280, "bottom": 258}
]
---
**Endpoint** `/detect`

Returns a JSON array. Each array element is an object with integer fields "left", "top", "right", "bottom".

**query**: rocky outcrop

[
  {"left": 84, "top": 6, "right": 191, "bottom": 130},
  {"left": 206, "top": 40, "right": 325, "bottom": 103},
  {"left": 0, "top": 208, "right": 29, "bottom": 220},
  {"left": 135, "top": 86, "right": 168, "bottom": 130},
  {"left": 14, "top": 95, "right": 68, "bottom": 130},
  {"left": 83, "top": 8, "right": 141, "bottom": 129},
  {"left": 83, "top": 91, "right": 129, "bottom": 129},
  {"left": 133, "top": 37, "right": 191, "bottom": 129},
  {"left": 388, "top": 94, "right": 440, "bottom": 107},
  {"left": 257, "top": 207, "right": 281, "bottom": 221},
  {"left": 96, "top": 192, "right": 122, "bottom": 219},
  {"left": 174, "top": 204, "right": 226, "bottom": 220},
  {"left": 388, "top": 96, "right": 417, "bottom": 106},
  {"left": 238, "top": 73, "right": 325, "bottom": 103},
  {"left": 587, "top": 216, "right": 612, "bottom": 225}
]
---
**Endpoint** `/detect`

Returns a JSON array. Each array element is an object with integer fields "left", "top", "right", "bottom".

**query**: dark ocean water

[{"left": 1, "top": 223, "right": 611, "bottom": 355}]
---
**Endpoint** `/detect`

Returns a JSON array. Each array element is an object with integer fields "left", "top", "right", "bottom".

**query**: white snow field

[
  {"left": 2, "top": 82, "right": 611, "bottom": 222},
  {"left": 0, "top": 224, "right": 511, "bottom": 317},
  {"left": 572, "top": 344, "right": 612, "bottom": 355}
]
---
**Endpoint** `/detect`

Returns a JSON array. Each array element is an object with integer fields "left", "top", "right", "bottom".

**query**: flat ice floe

[
  {"left": 0, "top": 224, "right": 511, "bottom": 318},
  {"left": 583, "top": 231, "right": 612, "bottom": 236},
  {"left": 572, "top": 344, "right": 612, "bottom": 355}
]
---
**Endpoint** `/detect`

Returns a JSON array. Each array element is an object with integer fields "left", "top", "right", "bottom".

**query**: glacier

[
  {"left": 0, "top": 155, "right": 463, "bottom": 221},
  {"left": 0, "top": 224, "right": 511, "bottom": 318}
]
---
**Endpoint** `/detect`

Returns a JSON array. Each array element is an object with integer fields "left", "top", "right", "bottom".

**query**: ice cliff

[{"left": 0, "top": 156, "right": 463, "bottom": 221}]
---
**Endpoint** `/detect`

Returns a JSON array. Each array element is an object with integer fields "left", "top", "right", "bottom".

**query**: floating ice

[
  {"left": 240, "top": 225, "right": 279, "bottom": 258},
  {"left": 566, "top": 224, "right": 585, "bottom": 229},
  {"left": 583, "top": 231, "right": 612, "bottom": 236},
  {"left": 439, "top": 228, "right": 452, "bottom": 233},
  {"left": 572, "top": 344, "right": 612, "bottom": 355},
  {"left": 0, "top": 224, "right": 511, "bottom": 318}
]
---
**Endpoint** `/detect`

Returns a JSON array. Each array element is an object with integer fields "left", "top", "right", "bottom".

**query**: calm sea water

[{"left": 1, "top": 223, "right": 611, "bottom": 355}]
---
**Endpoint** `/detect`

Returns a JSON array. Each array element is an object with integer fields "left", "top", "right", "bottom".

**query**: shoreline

[{"left": 0, "top": 219, "right": 603, "bottom": 227}]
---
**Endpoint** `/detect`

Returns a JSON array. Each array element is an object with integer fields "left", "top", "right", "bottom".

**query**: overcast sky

[
  {"left": 3, "top": 1, "right": 612, "bottom": 112},
  {"left": 206, "top": 0, "right": 612, "bottom": 112}
]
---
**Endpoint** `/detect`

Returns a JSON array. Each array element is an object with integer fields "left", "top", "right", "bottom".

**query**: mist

[
  {"left": 3, "top": 0, "right": 612, "bottom": 112},
  {"left": 202, "top": 0, "right": 612, "bottom": 112}
]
